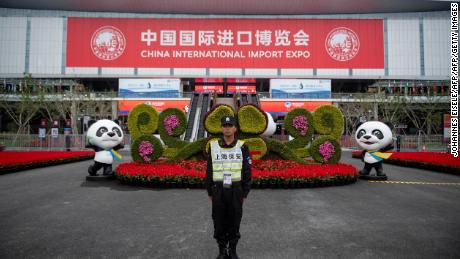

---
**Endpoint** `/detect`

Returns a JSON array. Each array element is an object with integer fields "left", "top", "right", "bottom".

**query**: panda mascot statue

[
  {"left": 355, "top": 121, "right": 394, "bottom": 180},
  {"left": 86, "top": 119, "right": 124, "bottom": 179}
]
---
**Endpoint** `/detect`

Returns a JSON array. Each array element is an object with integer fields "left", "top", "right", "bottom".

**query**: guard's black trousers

[{"left": 211, "top": 182, "right": 244, "bottom": 247}]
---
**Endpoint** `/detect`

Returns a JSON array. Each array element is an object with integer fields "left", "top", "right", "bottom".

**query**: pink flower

[
  {"left": 292, "top": 115, "right": 308, "bottom": 136},
  {"left": 319, "top": 141, "right": 335, "bottom": 161},
  {"left": 164, "top": 115, "right": 180, "bottom": 135},
  {"left": 139, "top": 141, "right": 153, "bottom": 162}
]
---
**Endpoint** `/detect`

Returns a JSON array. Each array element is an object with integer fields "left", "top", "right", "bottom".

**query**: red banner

[
  {"left": 260, "top": 100, "right": 331, "bottom": 115},
  {"left": 444, "top": 114, "right": 452, "bottom": 128},
  {"left": 195, "top": 78, "right": 224, "bottom": 83},
  {"left": 227, "top": 78, "right": 256, "bottom": 83},
  {"left": 195, "top": 85, "right": 224, "bottom": 93},
  {"left": 67, "top": 17, "right": 383, "bottom": 69},
  {"left": 228, "top": 85, "right": 256, "bottom": 93},
  {"left": 118, "top": 99, "right": 190, "bottom": 115}
]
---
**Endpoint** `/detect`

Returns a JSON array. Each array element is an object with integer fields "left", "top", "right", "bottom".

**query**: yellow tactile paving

[{"left": 368, "top": 181, "right": 460, "bottom": 186}]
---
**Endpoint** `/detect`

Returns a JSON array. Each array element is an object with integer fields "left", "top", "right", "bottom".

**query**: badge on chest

[
  {"left": 223, "top": 173, "right": 232, "bottom": 188},
  {"left": 214, "top": 152, "right": 241, "bottom": 161}
]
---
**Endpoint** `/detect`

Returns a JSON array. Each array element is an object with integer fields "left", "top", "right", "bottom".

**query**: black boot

[
  {"left": 229, "top": 244, "right": 239, "bottom": 259},
  {"left": 216, "top": 245, "right": 227, "bottom": 259}
]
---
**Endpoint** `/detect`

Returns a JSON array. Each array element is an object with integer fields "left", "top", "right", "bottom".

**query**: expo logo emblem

[
  {"left": 91, "top": 26, "right": 126, "bottom": 61},
  {"left": 325, "top": 27, "right": 360, "bottom": 62}
]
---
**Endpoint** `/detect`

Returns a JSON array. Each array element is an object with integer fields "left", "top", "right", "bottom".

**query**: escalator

[
  {"left": 183, "top": 92, "right": 200, "bottom": 141},
  {"left": 250, "top": 93, "right": 260, "bottom": 107},
  {"left": 241, "top": 93, "right": 248, "bottom": 105},
  {"left": 196, "top": 93, "right": 211, "bottom": 139}
]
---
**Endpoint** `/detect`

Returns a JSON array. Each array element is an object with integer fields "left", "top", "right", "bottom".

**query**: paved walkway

[{"left": 0, "top": 151, "right": 459, "bottom": 258}]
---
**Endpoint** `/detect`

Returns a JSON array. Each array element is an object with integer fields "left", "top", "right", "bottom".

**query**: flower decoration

[
  {"left": 292, "top": 115, "right": 308, "bottom": 136},
  {"left": 139, "top": 141, "right": 153, "bottom": 162},
  {"left": 319, "top": 141, "right": 335, "bottom": 161},
  {"left": 164, "top": 114, "right": 180, "bottom": 136}
]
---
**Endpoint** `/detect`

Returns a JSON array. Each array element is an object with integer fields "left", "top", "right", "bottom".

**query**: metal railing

[
  {"left": 339, "top": 135, "right": 449, "bottom": 152},
  {"left": 0, "top": 91, "right": 198, "bottom": 101},
  {"left": 0, "top": 133, "right": 132, "bottom": 151},
  {"left": 1, "top": 90, "right": 450, "bottom": 101},
  {"left": 257, "top": 92, "right": 450, "bottom": 100}
]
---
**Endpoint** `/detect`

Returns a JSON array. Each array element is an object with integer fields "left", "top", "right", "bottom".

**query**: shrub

[
  {"left": 262, "top": 137, "right": 308, "bottom": 164},
  {"left": 284, "top": 108, "right": 314, "bottom": 149},
  {"left": 242, "top": 137, "right": 267, "bottom": 160},
  {"left": 131, "top": 135, "right": 164, "bottom": 163},
  {"left": 168, "top": 138, "right": 208, "bottom": 162},
  {"left": 115, "top": 160, "right": 358, "bottom": 188},
  {"left": 237, "top": 104, "right": 268, "bottom": 134},
  {"left": 128, "top": 104, "right": 159, "bottom": 140},
  {"left": 285, "top": 108, "right": 314, "bottom": 138},
  {"left": 163, "top": 148, "right": 178, "bottom": 158},
  {"left": 285, "top": 138, "right": 310, "bottom": 150},
  {"left": 310, "top": 135, "right": 341, "bottom": 164},
  {"left": 158, "top": 108, "right": 189, "bottom": 148},
  {"left": 294, "top": 147, "right": 310, "bottom": 158},
  {"left": 204, "top": 105, "right": 235, "bottom": 135},
  {"left": 159, "top": 108, "right": 187, "bottom": 137},
  {"left": 312, "top": 105, "right": 344, "bottom": 139}
]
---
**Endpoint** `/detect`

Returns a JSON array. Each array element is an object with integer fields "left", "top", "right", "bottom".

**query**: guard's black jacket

[{"left": 205, "top": 138, "right": 251, "bottom": 198}]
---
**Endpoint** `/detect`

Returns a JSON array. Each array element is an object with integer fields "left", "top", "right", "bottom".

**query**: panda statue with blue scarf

[
  {"left": 355, "top": 121, "right": 394, "bottom": 180},
  {"left": 86, "top": 119, "right": 124, "bottom": 179}
]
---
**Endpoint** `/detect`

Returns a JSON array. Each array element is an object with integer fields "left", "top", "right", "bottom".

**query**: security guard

[{"left": 206, "top": 116, "right": 251, "bottom": 259}]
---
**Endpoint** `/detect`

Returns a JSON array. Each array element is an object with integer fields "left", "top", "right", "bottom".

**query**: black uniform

[{"left": 206, "top": 138, "right": 251, "bottom": 249}]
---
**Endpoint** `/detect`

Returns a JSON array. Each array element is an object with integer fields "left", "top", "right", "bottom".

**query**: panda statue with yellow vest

[
  {"left": 86, "top": 119, "right": 124, "bottom": 180},
  {"left": 355, "top": 121, "right": 394, "bottom": 181}
]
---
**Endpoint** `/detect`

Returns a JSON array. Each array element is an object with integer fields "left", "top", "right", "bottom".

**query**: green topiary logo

[{"left": 128, "top": 102, "right": 345, "bottom": 165}]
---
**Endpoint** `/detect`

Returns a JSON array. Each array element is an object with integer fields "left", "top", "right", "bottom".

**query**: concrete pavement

[{"left": 0, "top": 151, "right": 459, "bottom": 258}]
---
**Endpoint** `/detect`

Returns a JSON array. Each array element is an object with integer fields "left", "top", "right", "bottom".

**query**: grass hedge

[
  {"left": 310, "top": 135, "right": 341, "bottom": 164},
  {"left": 262, "top": 137, "right": 308, "bottom": 164},
  {"left": 163, "top": 148, "right": 178, "bottom": 158},
  {"left": 128, "top": 104, "right": 159, "bottom": 140},
  {"left": 294, "top": 147, "right": 310, "bottom": 158},
  {"left": 116, "top": 161, "right": 358, "bottom": 189},
  {"left": 204, "top": 105, "right": 235, "bottom": 135},
  {"left": 168, "top": 138, "right": 208, "bottom": 162},
  {"left": 131, "top": 135, "right": 164, "bottom": 163},
  {"left": 158, "top": 108, "right": 189, "bottom": 148},
  {"left": 117, "top": 171, "right": 357, "bottom": 189},
  {"left": 285, "top": 138, "right": 311, "bottom": 150},
  {"left": 285, "top": 108, "right": 314, "bottom": 149},
  {"left": 312, "top": 105, "right": 344, "bottom": 139},
  {"left": 159, "top": 108, "right": 187, "bottom": 137},
  {"left": 285, "top": 108, "right": 314, "bottom": 139},
  {"left": 237, "top": 104, "right": 268, "bottom": 134},
  {"left": 242, "top": 137, "right": 267, "bottom": 160}
]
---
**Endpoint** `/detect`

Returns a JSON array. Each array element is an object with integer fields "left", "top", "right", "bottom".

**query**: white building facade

[{"left": 0, "top": 8, "right": 450, "bottom": 80}]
